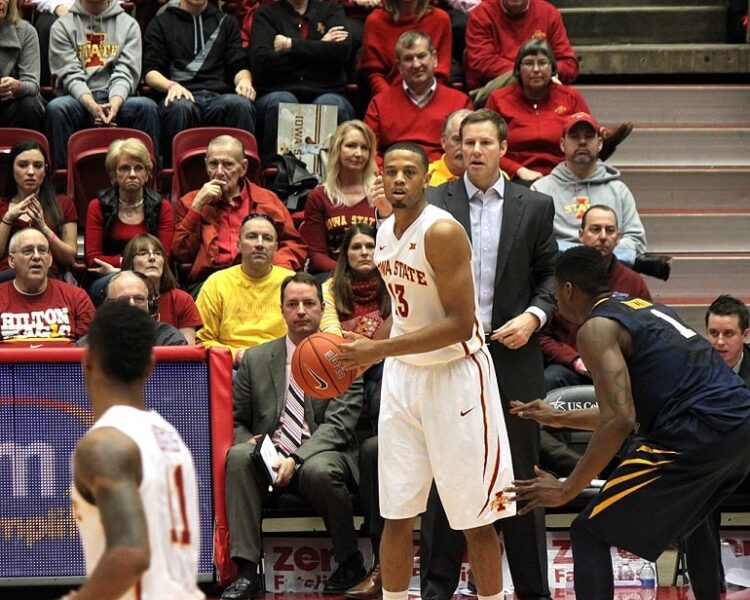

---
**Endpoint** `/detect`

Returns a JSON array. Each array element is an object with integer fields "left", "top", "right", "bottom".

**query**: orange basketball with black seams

[{"left": 291, "top": 332, "right": 355, "bottom": 400}]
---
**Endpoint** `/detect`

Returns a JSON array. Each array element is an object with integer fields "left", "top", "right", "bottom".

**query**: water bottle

[
  {"left": 639, "top": 563, "right": 655, "bottom": 588},
  {"left": 639, "top": 563, "right": 656, "bottom": 599}
]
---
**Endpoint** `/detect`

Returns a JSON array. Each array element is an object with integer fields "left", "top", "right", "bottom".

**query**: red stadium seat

[
  {"left": 65, "top": 128, "right": 157, "bottom": 227},
  {"left": 167, "top": 127, "right": 261, "bottom": 205},
  {"left": 0, "top": 128, "right": 54, "bottom": 194}
]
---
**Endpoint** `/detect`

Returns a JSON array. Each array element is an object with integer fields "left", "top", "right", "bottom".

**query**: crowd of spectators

[{"left": 2, "top": 0, "right": 748, "bottom": 597}]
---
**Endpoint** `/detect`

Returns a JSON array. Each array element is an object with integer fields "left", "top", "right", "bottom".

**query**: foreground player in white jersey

[
  {"left": 339, "top": 142, "right": 514, "bottom": 600},
  {"left": 64, "top": 301, "right": 203, "bottom": 600}
]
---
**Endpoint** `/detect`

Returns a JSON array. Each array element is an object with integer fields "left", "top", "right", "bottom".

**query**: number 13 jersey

[
  {"left": 375, "top": 204, "right": 484, "bottom": 366},
  {"left": 71, "top": 405, "right": 204, "bottom": 599}
]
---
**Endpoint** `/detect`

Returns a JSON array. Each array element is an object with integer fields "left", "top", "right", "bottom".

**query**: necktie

[{"left": 277, "top": 373, "right": 306, "bottom": 457}]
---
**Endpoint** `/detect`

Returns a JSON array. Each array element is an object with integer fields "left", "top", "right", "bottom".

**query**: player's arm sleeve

[{"left": 320, "top": 279, "right": 344, "bottom": 336}]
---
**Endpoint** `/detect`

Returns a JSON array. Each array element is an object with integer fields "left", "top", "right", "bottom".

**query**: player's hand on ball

[
  {"left": 510, "top": 399, "right": 561, "bottom": 427},
  {"left": 338, "top": 330, "right": 381, "bottom": 374},
  {"left": 506, "top": 466, "right": 567, "bottom": 515}
]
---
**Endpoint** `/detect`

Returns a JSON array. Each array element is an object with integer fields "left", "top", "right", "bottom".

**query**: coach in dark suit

[
  {"left": 222, "top": 272, "right": 365, "bottom": 600},
  {"left": 422, "top": 109, "right": 558, "bottom": 600}
]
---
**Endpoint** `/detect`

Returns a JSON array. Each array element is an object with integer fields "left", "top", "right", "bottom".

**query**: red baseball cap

[{"left": 562, "top": 112, "right": 601, "bottom": 136}]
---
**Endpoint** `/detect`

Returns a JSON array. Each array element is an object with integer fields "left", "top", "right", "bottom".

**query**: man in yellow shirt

[
  {"left": 427, "top": 108, "right": 472, "bottom": 187},
  {"left": 196, "top": 213, "right": 294, "bottom": 365}
]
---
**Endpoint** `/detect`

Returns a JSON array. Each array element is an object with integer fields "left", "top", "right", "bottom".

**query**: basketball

[{"left": 291, "top": 332, "right": 355, "bottom": 400}]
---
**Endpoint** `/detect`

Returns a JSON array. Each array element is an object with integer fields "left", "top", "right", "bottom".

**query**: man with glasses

[
  {"left": 173, "top": 135, "right": 306, "bottom": 291},
  {"left": 196, "top": 213, "right": 293, "bottom": 366},
  {"left": 0, "top": 228, "right": 94, "bottom": 346},
  {"left": 77, "top": 270, "right": 187, "bottom": 347}
]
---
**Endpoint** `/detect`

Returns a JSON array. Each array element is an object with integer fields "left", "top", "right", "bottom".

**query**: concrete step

[
  {"left": 562, "top": 6, "right": 726, "bottom": 45},
  {"left": 641, "top": 213, "right": 750, "bottom": 253},
  {"left": 646, "top": 254, "right": 750, "bottom": 298},
  {"left": 619, "top": 168, "right": 750, "bottom": 213},
  {"left": 579, "top": 85, "right": 750, "bottom": 126},
  {"left": 575, "top": 44, "right": 750, "bottom": 76},
  {"left": 607, "top": 127, "right": 750, "bottom": 168}
]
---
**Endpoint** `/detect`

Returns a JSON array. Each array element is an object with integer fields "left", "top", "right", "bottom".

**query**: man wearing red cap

[{"left": 532, "top": 112, "right": 647, "bottom": 266}]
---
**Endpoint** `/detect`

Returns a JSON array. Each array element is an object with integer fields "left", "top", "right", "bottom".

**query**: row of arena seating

[{"left": 0, "top": 126, "right": 264, "bottom": 229}]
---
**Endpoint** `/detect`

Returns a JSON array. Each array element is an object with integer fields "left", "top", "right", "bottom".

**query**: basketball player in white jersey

[
  {"left": 339, "top": 142, "right": 515, "bottom": 600},
  {"left": 62, "top": 301, "right": 203, "bottom": 600}
]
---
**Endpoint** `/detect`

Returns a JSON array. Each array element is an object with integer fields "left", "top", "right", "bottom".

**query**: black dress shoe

[
  {"left": 324, "top": 554, "right": 367, "bottom": 594},
  {"left": 221, "top": 575, "right": 264, "bottom": 600},
  {"left": 633, "top": 253, "right": 672, "bottom": 281}
]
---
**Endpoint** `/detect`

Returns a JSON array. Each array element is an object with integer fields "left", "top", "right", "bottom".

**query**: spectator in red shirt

[
  {"left": 0, "top": 228, "right": 94, "bottom": 346},
  {"left": 0, "top": 140, "right": 77, "bottom": 281},
  {"left": 172, "top": 134, "right": 306, "bottom": 291},
  {"left": 122, "top": 233, "right": 202, "bottom": 344},
  {"left": 303, "top": 119, "right": 388, "bottom": 275},
  {"left": 485, "top": 39, "right": 631, "bottom": 184},
  {"left": 85, "top": 138, "right": 173, "bottom": 285},
  {"left": 466, "top": 0, "right": 577, "bottom": 102},
  {"left": 364, "top": 30, "right": 472, "bottom": 164},
  {"left": 540, "top": 205, "right": 651, "bottom": 393},
  {"left": 359, "top": 0, "right": 451, "bottom": 96}
]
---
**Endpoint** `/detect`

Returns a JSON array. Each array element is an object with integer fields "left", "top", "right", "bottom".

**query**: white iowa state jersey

[
  {"left": 71, "top": 405, "right": 204, "bottom": 600},
  {"left": 375, "top": 204, "right": 484, "bottom": 365}
]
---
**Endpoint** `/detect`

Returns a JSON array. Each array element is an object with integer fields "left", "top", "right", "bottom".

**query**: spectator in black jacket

[
  {"left": 249, "top": 0, "right": 355, "bottom": 163},
  {"left": 143, "top": 0, "right": 256, "bottom": 165}
]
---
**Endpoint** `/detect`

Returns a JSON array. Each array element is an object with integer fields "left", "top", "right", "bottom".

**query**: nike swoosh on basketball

[
  {"left": 460, "top": 407, "right": 475, "bottom": 417},
  {"left": 306, "top": 367, "right": 329, "bottom": 391}
]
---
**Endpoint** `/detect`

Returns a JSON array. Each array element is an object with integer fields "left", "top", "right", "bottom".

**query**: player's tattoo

[{"left": 610, "top": 365, "right": 632, "bottom": 408}]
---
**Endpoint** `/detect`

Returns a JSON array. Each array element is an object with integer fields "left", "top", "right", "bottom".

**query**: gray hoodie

[
  {"left": 49, "top": 0, "right": 141, "bottom": 102},
  {"left": 532, "top": 160, "right": 647, "bottom": 264}
]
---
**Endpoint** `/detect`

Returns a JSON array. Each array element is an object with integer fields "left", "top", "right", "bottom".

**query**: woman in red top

[
  {"left": 486, "top": 38, "right": 632, "bottom": 184},
  {"left": 485, "top": 38, "right": 591, "bottom": 184},
  {"left": 85, "top": 138, "right": 173, "bottom": 278},
  {"left": 303, "top": 120, "right": 386, "bottom": 275},
  {"left": 359, "top": 0, "right": 451, "bottom": 96},
  {"left": 122, "top": 234, "right": 202, "bottom": 344},
  {"left": 0, "top": 140, "right": 77, "bottom": 281}
]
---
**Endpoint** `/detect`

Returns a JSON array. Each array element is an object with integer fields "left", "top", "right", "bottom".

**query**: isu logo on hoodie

[{"left": 77, "top": 33, "right": 118, "bottom": 69}]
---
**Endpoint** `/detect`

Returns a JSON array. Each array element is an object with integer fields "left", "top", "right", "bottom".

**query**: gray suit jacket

[
  {"left": 427, "top": 178, "right": 558, "bottom": 400},
  {"left": 233, "top": 336, "right": 363, "bottom": 481},
  {"left": 740, "top": 345, "right": 750, "bottom": 389}
]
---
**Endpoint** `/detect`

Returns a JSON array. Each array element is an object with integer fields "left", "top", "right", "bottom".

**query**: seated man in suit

[{"left": 221, "top": 272, "right": 366, "bottom": 600}]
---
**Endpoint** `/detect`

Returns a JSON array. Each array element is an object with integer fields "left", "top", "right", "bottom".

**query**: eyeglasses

[
  {"left": 520, "top": 59, "right": 551, "bottom": 69},
  {"left": 242, "top": 212, "right": 278, "bottom": 228},
  {"left": 117, "top": 164, "right": 147, "bottom": 175},
  {"left": 134, "top": 249, "right": 164, "bottom": 259},
  {"left": 16, "top": 245, "right": 50, "bottom": 257}
]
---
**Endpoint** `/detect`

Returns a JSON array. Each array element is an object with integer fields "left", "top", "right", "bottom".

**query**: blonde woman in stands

[
  {"left": 302, "top": 120, "right": 387, "bottom": 275},
  {"left": 85, "top": 138, "right": 173, "bottom": 299},
  {"left": 358, "top": 0, "right": 452, "bottom": 96},
  {"left": 121, "top": 233, "right": 202, "bottom": 344},
  {"left": 0, "top": 0, "right": 46, "bottom": 130},
  {"left": 0, "top": 140, "right": 77, "bottom": 282}
]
